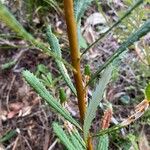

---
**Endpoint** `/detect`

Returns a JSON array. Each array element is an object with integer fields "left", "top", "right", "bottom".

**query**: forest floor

[{"left": 0, "top": 1, "right": 150, "bottom": 150}]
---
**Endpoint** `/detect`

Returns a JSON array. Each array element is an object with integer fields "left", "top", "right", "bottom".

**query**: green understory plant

[{"left": 0, "top": 0, "right": 150, "bottom": 149}]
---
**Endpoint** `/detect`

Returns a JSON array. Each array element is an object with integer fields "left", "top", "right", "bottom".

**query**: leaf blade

[
  {"left": 83, "top": 65, "right": 113, "bottom": 140},
  {"left": 46, "top": 26, "right": 77, "bottom": 96},
  {"left": 22, "top": 70, "right": 81, "bottom": 129},
  {"left": 0, "top": 3, "right": 74, "bottom": 70},
  {"left": 145, "top": 84, "right": 150, "bottom": 101},
  {"left": 53, "top": 123, "right": 76, "bottom": 150},
  {"left": 69, "top": 132, "right": 85, "bottom": 150},
  {"left": 88, "top": 19, "right": 150, "bottom": 84},
  {"left": 0, "top": 2, "right": 34, "bottom": 41},
  {"left": 96, "top": 134, "right": 109, "bottom": 150},
  {"left": 74, "top": 0, "right": 93, "bottom": 23}
]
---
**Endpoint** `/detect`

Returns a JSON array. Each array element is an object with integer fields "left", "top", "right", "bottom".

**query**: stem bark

[{"left": 63, "top": 0, "right": 86, "bottom": 124}]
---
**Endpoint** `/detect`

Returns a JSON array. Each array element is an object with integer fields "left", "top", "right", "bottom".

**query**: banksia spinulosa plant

[
  {"left": 0, "top": 0, "right": 150, "bottom": 149},
  {"left": 63, "top": 0, "right": 93, "bottom": 149}
]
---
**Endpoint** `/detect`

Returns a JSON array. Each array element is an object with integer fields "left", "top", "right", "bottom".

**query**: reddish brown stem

[
  {"left": 63, "top": 1, "right": 93, "bottom": 149},
  {"left": 63, "top": 0, "right": 86, "bottom": 124},
  {"left": 87, "top": 135, "right": 93, "bottom": 150}
]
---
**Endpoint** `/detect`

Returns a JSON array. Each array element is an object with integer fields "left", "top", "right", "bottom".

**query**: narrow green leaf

[
  {"left": 22, "top": 70, "right": 81, "bottom": 129},
  {"left": 78, "top": 26, "right": 88, "bottom": 49},
  {"left": 71, "top": 129, "right": 86, "bottom": 149},
  {"left": 59, "top": 88, "right": 67, "bottom": 104},
  {"left": 1, "top": 60, "right": 16, "bottom": 70},
  {"left": 83, "top": 65, "right": 113, "bottom": 140},
  {"left": 74, "top": 0, "right": 93, "bottom": 23},
  {"left": 69, "top": 132, "right": 85, "bottom": 150},
  {"left": 0, "top": 2, "right": 34, "bottom": 41},
  {"left": 53, "top": 123, "right": 76, "bottom": 150},
  {"left": 92, "top": 125, "right": 124, "bottom": 137},
  {"left": 43, "top": 0, "right": 62, "bottom": 14},
  {"left": 0, "top": 3, "right": 74, "bottom": 70},
  {"left": 0, "top": 130, "right": 17, "bottom": 143},
  {"left": 127, "top": 134, "right": 139, "bottom": 150},
  {"left": 88, "top": 19, "right": 150, "bottom": 85},
  {"left": 84, "top": 64, "right": 91, "bottom": 76},
  {"left": 46, "top": 26, "right": 77, "bottom": 96},
  {"left": 96, "top": 134, "right": 109, "bottom": 150},
  {"left": 145, "top": 83, "right": 150, "bottom": 101},
  {"left": 46, "top": 26, "right": 61, "bottom": 57},
  {"left": 81, "top": 0, "right": 144, "bottom": 56},
  {"left": 37, "top": 64, "right": 49, "bottom": 74}
]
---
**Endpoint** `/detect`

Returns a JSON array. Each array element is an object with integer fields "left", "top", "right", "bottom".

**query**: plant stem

[
  {"left": 63, "top": 0, "right": 86, "bottom": 124},
  {"left": 87, "top": 135, "right": 93, "bottom": 150}
]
